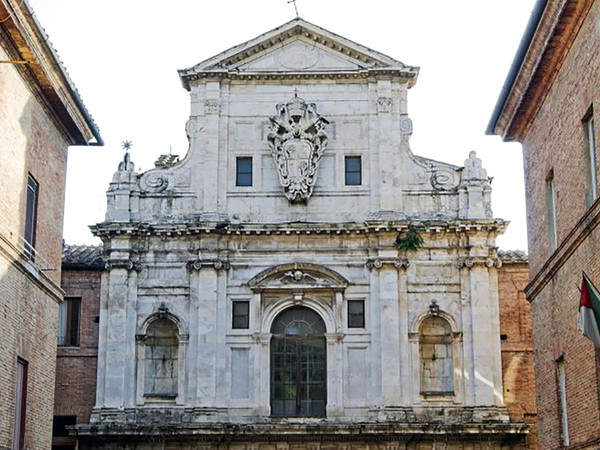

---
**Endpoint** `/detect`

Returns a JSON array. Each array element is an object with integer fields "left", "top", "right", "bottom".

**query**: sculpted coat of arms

[{"left": 267, "top": 93, "right": 329, "bottom": 203}]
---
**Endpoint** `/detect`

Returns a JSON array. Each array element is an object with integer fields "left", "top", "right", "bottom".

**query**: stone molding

[
  {"left": 455, "top": 257, "right": 501, "bottom": 269},
  {"left": 186, "top": 259, "right": 231, "bottom": 272},
  {"left": 105, "top": 259, "right": 143, "bottom": 272},
  {"left": 365, "top": 258, "right": 410, "bottom": 271},
  {"left": 526, "top": 191, "right": 600, "bottom": 301},
  {"left": 91, "top": 220, "right": 509, "bottom": 238}
]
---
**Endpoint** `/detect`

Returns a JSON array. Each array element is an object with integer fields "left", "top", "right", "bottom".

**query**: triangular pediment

[{"left": 178, "top": 18, "right": 419, "bottom": 89}]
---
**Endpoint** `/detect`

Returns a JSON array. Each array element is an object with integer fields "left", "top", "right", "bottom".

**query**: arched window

[
  {"left": 419, "top": 315, "right": 454, "bottom": 395},
  {"left": 144, "top": 318, "right": 178, "bottom": 398},
  {"left": 271, "top": 306, "right": 326, "bottom": 417}
]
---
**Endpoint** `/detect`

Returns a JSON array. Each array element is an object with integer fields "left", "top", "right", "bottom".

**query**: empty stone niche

[
  {"left": 144, "top": 318, "right": 178, "bottom": 400},
  {"left": 419, "top": 316, "right": 454, "bottom": 396}
]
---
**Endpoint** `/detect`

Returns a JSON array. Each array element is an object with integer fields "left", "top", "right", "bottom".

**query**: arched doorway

[{"left": 270, "top": 306, "right": 326, "bottom": 417}]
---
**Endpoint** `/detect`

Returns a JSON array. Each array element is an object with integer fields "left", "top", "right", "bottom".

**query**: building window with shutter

[
  {"left": 232, "top": 301, "right": 250, "bottom": 329},
  {"left": 24, "top": 174, "right": 38, "bottom": 259},
  {"left": 12, "top": 358, "right": 28, "bottom": 450},
  {"left": 546, "top": 170, "right": 558, "bottom": 251},
  {"left": 584, "top": 112, "right": 597, "bottom": 207},
  {"left": 58, "top": 297, "right": 81, "bottom": 347},
  {"left": 345, "top": 156, "right": 361, "bottom": 186},
  {"left": 347, "top": 300, "right": 365, "bottom": 328},
  {"left": 556, "top": 357, "right": 569, "bottom": 446},
  {"left": 236, "top": 157, "right": 253, "bottom": 186}
]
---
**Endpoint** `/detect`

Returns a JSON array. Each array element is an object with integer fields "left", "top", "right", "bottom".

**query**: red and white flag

[{"left": 578, "top": 273, "right": 600, "bottom": 347}]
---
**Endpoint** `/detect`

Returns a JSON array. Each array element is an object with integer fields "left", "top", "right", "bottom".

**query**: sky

[{"left": 29, "top": 0, "right": 535, "bottom": 251}]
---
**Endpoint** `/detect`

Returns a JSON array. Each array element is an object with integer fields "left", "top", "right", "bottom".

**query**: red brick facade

[
  {"left": 490, "top": 1, "right": 600, "bottom": 448},
  {"left": 497, "top": 255, "right": 537, "bottom": 449},
  {"left": 0, "top": 1, "right": 100, "bottom": 447}
]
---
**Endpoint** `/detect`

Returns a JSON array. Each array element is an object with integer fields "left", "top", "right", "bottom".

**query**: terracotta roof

[
  {"left": 0, "top": 0, "right": 103, "bottom": 145},
  {"left": 498, "top": 250, "right": 528, "bottom": 263},
  {"left": 62, "top": 244, "right": 104, "bottom": 269}
]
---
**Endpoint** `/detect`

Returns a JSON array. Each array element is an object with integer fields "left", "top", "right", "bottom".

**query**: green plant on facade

[{"left": 395, "top": 224, "right": 426, "bottom": 252}]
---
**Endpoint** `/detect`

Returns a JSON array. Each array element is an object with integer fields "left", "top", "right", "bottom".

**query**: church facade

[{"left": 78, "top": 19, "right": 529, "bottom": 448}]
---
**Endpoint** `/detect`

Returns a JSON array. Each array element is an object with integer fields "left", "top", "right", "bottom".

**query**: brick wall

[
  {"left": 0, "top": 34, "right": 70, "bottom": 450},
  {"left": 497, "top": 260, "right": 537, "bottom": 449},
  {"left": 522, "top": 1, "right": 600, "bottom": 277},
  {"left": 55, "top": 268, "right": 102, "bottom": 424},
  {"left": 520, "top": 1, "right": 600, "bottom": 448}
]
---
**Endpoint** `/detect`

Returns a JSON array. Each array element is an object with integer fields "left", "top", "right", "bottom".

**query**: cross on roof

[{"left": 287, "top": 0, "right": 299, "bottom": 18}]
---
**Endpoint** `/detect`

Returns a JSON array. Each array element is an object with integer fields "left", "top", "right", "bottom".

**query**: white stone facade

[{"left": 83, "top": 18, "right": 527, "bottom": 447}]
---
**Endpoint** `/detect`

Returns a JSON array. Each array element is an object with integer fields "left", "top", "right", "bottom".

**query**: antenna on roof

[{"left": 287, "top": 0, "right": 300, "bottom": 18}]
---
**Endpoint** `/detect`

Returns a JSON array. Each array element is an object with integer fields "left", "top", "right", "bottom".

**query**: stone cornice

[
  {"left": 181, "top": 69, "right": 417, "bottom": 87},
  {"left": 525, "top": 195, "right": 600, "bottom": 302},
  {"left": 74, "top": 419, "right": 530, "bottom": 442},
  {"left": 0, "top": 231, "right": 63, "bottom": 303},
  {"left": 91, "top": 219, "right": 508, "bottom": 238}
]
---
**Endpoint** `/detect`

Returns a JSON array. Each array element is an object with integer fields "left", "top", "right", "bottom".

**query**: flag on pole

[{"left": 578, "top": 273, "right": 600, "bottom": 347}]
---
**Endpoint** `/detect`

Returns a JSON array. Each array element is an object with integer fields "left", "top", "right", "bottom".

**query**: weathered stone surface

[{"left": 83, "top": 17, "right": 528, "bottom": 448}]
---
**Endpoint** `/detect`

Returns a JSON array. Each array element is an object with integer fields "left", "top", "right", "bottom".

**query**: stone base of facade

[{"left": 77, "top": 408, "right": 529, "bottom": 449}]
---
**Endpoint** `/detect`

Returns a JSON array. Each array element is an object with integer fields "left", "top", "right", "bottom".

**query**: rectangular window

[
  {"left": 546, "top": 171, "right": 558, "bottom": 251},
  {"left": 12, "top": 358, "right": 27, "bottom": 450},
  {"left": 557, "top": 357, "right": 569, "bottom": 446},
  {"left": 236, "top": 157, "right": 252, "bottom": 187},
  {"left": 24, "top": 174, "right": 38, "bottom": 259},
  {"left": 58, "top": 297, "right": 81, "bottom": 347},
  {"left": 232, "top": 301, "right": 249, "bottom": 329},
  {"left": 345, "top": 156, "right": 362, "bottom": 186},
  {"left": 584, "top": 113, "right": 597, "bottom": 207},
  {"left": 348, "top": 300, "right": 365, "bottom": 328}
]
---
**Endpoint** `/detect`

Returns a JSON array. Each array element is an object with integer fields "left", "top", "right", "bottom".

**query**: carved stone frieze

[
  {"left": 377, "top": 97, "right": 393, "bottom": 113},
  {"left": 204, "top": 99, "right": 220, "bottom": 115},
  {"left": 139, "top": 172, "right": 169, "bottom": 193},
  {"left": 105, "top": 259, "right": 143, "bottom": 272},
  {"left": 431, "top": 167, "right": 460, "bottom": 191},
  {"left": 366, "top": 258, "right": 410, "bottom": 271},
  {"left": 267, "top": 93, "right": 329, "bottom": 203},
  {"left": 280, "top": 270, "right": 318, "bottom": 284},
  {"left": 186, "top": 259, "right": 231, "bottom": 272}
]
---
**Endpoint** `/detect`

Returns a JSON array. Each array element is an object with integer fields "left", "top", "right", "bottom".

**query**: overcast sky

[{"left": 29, "top": 0, "right": 535, "bottom": 251}]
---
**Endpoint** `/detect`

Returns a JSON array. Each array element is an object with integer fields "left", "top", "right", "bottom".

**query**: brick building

[
  {"left": 52, "top": 245, "right": 103, "bottom": 449},
  {"left": 497, "top": 251, "right": 537, "bottom": 450},
  {"left": 488, "top": 1, "right": 600, "bottom": 448},
  {"left": 0, "top": 0, "right": 102, "bottom": 448}
]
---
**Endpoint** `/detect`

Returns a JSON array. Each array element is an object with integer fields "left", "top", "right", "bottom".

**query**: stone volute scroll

[{"left": 267, "top": 92, "right": 329, "bottom": 203}]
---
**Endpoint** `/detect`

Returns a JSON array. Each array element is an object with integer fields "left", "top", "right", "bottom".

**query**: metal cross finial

[
  {"left": 122, "top": 140, "right": 132, "bottom": 152},
  {"left": 288, "top": 0, "right": 299, "bottom": 18}
]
